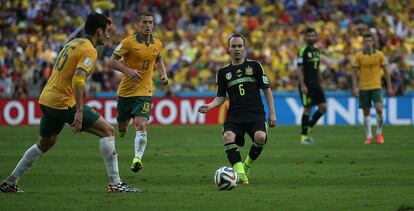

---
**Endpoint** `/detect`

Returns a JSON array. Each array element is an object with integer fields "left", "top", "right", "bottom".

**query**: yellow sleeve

[
  {"left": 379, "top": 52, "right": 386, "bottom": 66},
  {"left": 113, "top": 38, "right": 130, "bottom": 59},
  {"left": 76, "top": 48, "right": 97, "bottom": 74},
  {"left": 157, "top": 41, "right": 163, "bottom": 59},
  {"left": 352, "top": 54, "right": 360, "bottom": 68}
]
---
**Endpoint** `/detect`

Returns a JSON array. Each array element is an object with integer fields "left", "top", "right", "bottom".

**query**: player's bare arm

[
  {"left": 70, "top": 68, "right": 87, "bottom": 133},
  {"left": 382, "top": 64, "right": 394, "bottom": 96},
  {"left": 351, "top": 67, "right": 359, "bottom": 96},
  {"left": 108, "top": 56, "right": 141, "bottom": 82},
  {"left": 198, "top": 97, "right": 226, "bottom": 113},
  {"left": 156, "top": 56, "right": 169, "bottom": 85},
  {"left": 296, "top": 65, "right": 307, "bottom": 94},
  {"left": 263, "top": 87, "right": 276, "bottom": 127}
]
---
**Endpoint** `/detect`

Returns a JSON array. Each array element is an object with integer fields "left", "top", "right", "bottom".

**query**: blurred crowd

[{"left": 1, "top": 0, "right": 414, "bottom": 98}]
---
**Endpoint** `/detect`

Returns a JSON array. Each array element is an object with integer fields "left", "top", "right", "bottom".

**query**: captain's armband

[{"left": 72, "top": 74, "right": 86, "bottom": 88}]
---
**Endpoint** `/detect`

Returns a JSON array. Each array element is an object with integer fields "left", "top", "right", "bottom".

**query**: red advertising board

[{"left": 0, "top": 98, "right": 229, "bottom": 126}]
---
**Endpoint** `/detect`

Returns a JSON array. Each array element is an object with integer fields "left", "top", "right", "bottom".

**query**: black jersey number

[
  {"left": 142, "top": 59, "right": 150, "bottom": 70},
  {"left": 238, "top": 84, "right": 245, "bottom": 96},
  {"left": 55, "top": 45, "right": 76, "bottom": 71}
]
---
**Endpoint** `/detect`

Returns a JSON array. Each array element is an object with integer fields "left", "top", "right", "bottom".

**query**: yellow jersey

[
  {"left": 352, "top": 50, "right": 386, "bottom": 90},
  {"left": 113, "top": 33, "right": 162, "bottom": 97},
  {"left": 39, "top": 38, "right": 97, "bottom": 109}
]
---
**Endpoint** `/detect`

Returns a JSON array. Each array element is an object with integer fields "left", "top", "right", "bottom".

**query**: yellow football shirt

[
  {"left": 39, "top": 38, "right": 97, "bottom": 109},
  {"left": 113, "top": 33, "right": 162, "bottom": 97},
  {"left": 352, "top": 50, "right": 386, "bottom": 90}
]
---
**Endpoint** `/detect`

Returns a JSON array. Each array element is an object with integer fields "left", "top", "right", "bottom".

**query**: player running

[
  {"left": 108, "top": 10, "right": 168, "bottom": 173},
  {"left": 198, "top": 34, "right": 276, "bottom": 184},
  {"left": 0, "top": 13, "right": 139, "bottom": 193}
]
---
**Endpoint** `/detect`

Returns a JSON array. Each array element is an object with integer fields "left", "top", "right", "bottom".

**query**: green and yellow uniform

[
  {"left": 113, "top": 33, "right": 162, "bottom": 121},
  {"left": 352, "top": 50, "right": 386, "bottom": 108},
  {"left": 38, "top": 37, "right": 101, "bottom": 137}
]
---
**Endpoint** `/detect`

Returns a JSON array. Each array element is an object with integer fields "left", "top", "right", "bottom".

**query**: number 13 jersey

[{"left": 113, "top": 33, "right": 163, "bottom": 97}]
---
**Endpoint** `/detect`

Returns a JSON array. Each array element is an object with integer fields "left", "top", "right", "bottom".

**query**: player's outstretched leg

[
  {"left": 301, "top": 106, "right": 316, "bottom": 144},
  {"left": 223, "top": 131, "right": 248, "bottom": 184},
  {"left": 307, "top": 103, "right": 326, "bottom": 142},
  {"left": 301, "top": 111, "right": 310, "bottom": 144},
  {"left": 1, "top": 134, "right": 57, "bottom": 193},
  {"left": 131, "top": 117, "right": 148, "bottom": 173},
  {"left": 374, "top": 103, "right": 384, "bottom": 144},
  {"left": 85, "top": 116, "right": 141, "bottom": 193},
  {"left": 362, "top": 109, "right": 373, "bottom": 144},
  {"left": 243, "top": 131, "right": 266, "bottom": 177}
]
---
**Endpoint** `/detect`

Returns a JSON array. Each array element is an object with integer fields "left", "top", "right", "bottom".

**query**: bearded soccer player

[
  {"left": 108, "top": 10, "right": 168, "bottom": 173},
  {"left": 0, "top": 13, "right": 139, "bottom": 193},
  {"left": 296, "top": 28, "right": 326, "bottom": 145},
  {"left": 351, "top": 33, "right": 393, "bottom": 144},
  {"left": 198, "top": 34, "right": 276, "bottom": 184}
]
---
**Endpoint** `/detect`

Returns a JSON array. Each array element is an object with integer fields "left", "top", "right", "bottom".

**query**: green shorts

[
  {"left": 39, "top": 104, "right": 101, "bottom": 137},
  {"left": 116, "top": 96, "right": 152, "bottom": 122},
  {"left": 359, "top": 89, "right": 383, "bottom": 108}
]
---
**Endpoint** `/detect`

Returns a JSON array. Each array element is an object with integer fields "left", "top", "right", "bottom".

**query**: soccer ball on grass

[{"left": 214, "top": 166, "right": 237, "bottom": 190}]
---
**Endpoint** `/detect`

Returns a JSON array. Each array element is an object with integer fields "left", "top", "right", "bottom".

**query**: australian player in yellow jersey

[
  {"left": 0, "top": 13, "right": 139, "bottom": 193},
  {"left": 108, "top": 10, "right": 168, "bottom": 173},
  {"left": 351, "top": 33, "right": 393, "bottom": 145}
]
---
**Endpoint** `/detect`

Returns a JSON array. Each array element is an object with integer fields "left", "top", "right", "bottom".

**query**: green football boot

[{"left": 131, "top": 157, "right": 143, "bottom": 173}]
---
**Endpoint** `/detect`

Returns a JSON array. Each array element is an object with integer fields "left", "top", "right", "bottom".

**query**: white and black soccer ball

[{"left": 214, "top": 166, "right": 238, "bottom": 190}]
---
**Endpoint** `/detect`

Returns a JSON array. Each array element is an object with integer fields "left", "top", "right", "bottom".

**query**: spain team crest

[
  {"left": 226, "top": 72, "right": 232, "bottom": 80},
  {"left": 245, "top": 66, "right": 253, "bottom": 75}
]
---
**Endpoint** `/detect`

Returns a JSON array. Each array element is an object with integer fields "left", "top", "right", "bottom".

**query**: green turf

[{"left": 0, "top": 125, "right": 413, "bottom": 210}]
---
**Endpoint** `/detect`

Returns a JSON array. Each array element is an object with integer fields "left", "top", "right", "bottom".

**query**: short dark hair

[
  {"left": 137, "top": 9, "right": 154, "bottom": 22},
  {"left": 304, "top": 27, "right": 317, "bottom": 35},
  {"left": 85, "top": 13, "right": 111, "bottom": 36},
  {"left": 227, "top": 33, "right": 247, "bottom": 47}
]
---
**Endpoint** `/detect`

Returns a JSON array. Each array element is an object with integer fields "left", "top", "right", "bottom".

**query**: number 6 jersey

[{"left": 216, "top": 59, "right": 270, "bottom": 122}]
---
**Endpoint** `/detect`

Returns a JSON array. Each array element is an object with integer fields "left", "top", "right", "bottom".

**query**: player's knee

[
  {"left": 254, "top": 132, "right": 267, "bottom": 145},
  {"left": 136, "top": 122, "right": 146, "bottom": 131},
  {"left": 102, "top": 124, "right": 114, "bottom": 137},
  {"left": 134, "top": 119, "right": 147, "bottom": 131},
  {"left": 376, "top": 109, "right": 383, "bottom": 115},
  {"left": 118, "top": 123, "right": 127, "bottom": 132},
  {"left": 363, "top": 109, "right": 370, "bottom": 116},
  {"left": 375, "top": 106, "right": 383, "bottom": 114},
  {"left": 223, "top": 131, "right": 236, "bottom": 143},
  {"left": 37, "top": 136, "right": 57, "bottom": 152}
]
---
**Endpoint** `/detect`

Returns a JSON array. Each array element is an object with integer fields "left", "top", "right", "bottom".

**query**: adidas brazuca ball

[{"left": 214, "top": 166, "right": 238, "bottom": 190}]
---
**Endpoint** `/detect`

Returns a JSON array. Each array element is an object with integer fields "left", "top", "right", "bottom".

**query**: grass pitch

[{"left": 0, "top": 125, "right": 413, "bottom": 210}]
